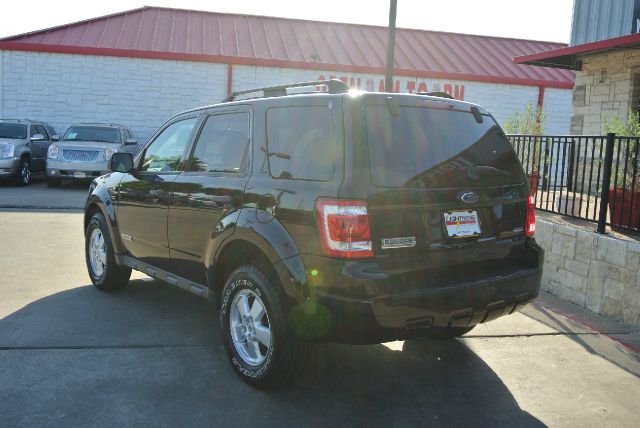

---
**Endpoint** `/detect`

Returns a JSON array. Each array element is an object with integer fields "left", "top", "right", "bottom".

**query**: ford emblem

[{"left": 460, "top": 192, "right": 480, "bottom": 204}]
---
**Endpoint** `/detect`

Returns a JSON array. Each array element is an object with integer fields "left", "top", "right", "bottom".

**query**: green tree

[{"left": 503, "top": 102, "right": 546, "bottom": 136}]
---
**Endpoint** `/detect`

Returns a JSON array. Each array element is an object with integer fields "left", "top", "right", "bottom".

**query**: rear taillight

[
  {"left": 315, "top": 198, "right": 374, "bottom": 259},
  {"left": 525, "top": 195, "right": 536, "bottom": 238}
]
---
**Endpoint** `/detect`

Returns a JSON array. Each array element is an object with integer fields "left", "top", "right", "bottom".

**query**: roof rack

[
  {"left": 417, "top": 91, "right": 454, "bottom": 99},
  {"left": 222, "top": 79, "right": 349, "bottom": 102}
]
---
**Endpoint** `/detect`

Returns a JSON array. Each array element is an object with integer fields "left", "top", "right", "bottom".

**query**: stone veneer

[
  {"left": 536, "top": 219, "right": 640, "bottom": 327},
  {"left": 571, "top": 48, "right": 640, "bottom": 135}
]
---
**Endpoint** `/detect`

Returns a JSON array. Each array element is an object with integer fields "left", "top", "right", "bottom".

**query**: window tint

[
  {"left": 63, "top": 126, "right": 121, "bottom": 143},
  {"left": 366, "top": 106, "right": 526, "bottom": 188},
  {"left": 0, "top": 123, "right": 27, "bottom": 139},
  {"left": 189, "top": 112, "right": 250, "bottom": 173},
  {"left": 266, "top": 106, "right": 334, "bottom": 181},
  {"left": 141, "top": 117, "right": 197, "bottom": 172},
  {"left": 36, "top": 125, "right": 49, "bottom": 140}
]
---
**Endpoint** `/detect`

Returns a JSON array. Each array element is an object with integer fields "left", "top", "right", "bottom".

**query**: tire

[
  {"left": 46, "top": 177, "right": 62, "bottom": 188},
  {"left": 85, "top": 212, "right": 131, "bottom": 291},
  {"left": 422, "top": 326, "right": 475, "bottom": 340},
  {"left": 220, "top": 265, "right": 308, "bottom": 389},
  {"left": 14, "top": 157, "right": 31, "bottom": 186}
]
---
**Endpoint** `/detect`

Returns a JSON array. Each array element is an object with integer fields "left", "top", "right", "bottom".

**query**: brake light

[
  {"left": 315, "top": 198, "right": 374, "bottom": 259},
  {"left": 525, "top": 195, "right": 536, "bottom": 238}
]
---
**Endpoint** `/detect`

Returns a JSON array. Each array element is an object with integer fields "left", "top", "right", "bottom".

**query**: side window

[
  {"left": 189, "top": 112, "right": 250, "bottom": 173},
  {"left": 141, "top": 117, "right": 197, "bottom": 172},
  {"left": 29, "top": 125, "right": 38, "bottom": 138},
  {"left": 266, "top": 106, "right": 334, "bottom": 181},
  {"left": 36, "top": 125, "right": 49, "bottom": 140}
]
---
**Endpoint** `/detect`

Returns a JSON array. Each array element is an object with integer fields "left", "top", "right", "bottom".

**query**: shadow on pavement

[
  {"left": 0, "top": 279, "right": 544, "bottom": 427},
  {"left": 522, "top": 302, "right": 640, "bottom": 378}
]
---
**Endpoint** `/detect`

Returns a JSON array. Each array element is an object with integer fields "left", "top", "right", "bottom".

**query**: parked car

[
  {"left": 46, "top": 123, "right": 139, "bottom": 187},
  {"left": 0, "top": 119, "right": 58, "bottom": 185},
  {"left": 83, "top": 80, "right": 543, "bottom": 388}
]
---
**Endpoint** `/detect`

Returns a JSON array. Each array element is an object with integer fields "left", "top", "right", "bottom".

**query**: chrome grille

[{"left": 62, "top": 149, "right": 100, "bottom": 162}]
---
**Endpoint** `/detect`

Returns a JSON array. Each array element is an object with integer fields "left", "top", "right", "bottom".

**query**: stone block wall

[
  {"left": 537, "top": 219, "right": 640, "bottom": 327},
  {"left": 571, "top": 48, "right": 640, "bottom": 135}
]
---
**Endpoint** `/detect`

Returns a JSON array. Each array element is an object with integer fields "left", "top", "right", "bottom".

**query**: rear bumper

[
  {"left": 317, "top": 267, "right": 540, "bottom": 343},
  {"left": 294, "top": 241, "right": 543, "bottom": 344}
]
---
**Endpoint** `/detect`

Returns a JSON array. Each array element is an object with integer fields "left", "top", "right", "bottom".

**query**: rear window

[
  {"left": 63, "top": 126, "right": 121, "bottom": 144},
  {"left": 366, "top": 106, "right": 526, "bottom": 188},
  {"left": 0, "top": 123, "right": 27, "bottom": 140},
  {"left": 266, "top": 106, "right": 334, "bottom": 181}
]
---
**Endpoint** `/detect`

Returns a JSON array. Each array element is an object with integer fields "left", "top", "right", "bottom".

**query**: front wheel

[
  {"left": 85, "top": 212, "right": 131, "bottom": 291},
  {"left": 220, "top": 265, "right": 308, "bottom": 389},
  {"left": 14, "top": 158, "right": 30, "bottom": 186}
]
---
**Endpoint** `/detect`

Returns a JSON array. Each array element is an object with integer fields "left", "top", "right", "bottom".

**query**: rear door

[
  {"left": 168, "top": 107, "right": 251, "bottom": 284},
  {"left": 361, "top": 97, "right": 529, "bottom": 278}
]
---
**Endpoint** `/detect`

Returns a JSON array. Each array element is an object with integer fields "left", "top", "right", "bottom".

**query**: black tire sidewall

[
  {"left": 16, "top": 158, "right": 30, "bottom": 186},
  {"left": 220, "top": 267, "right": 282, "bottom": 384},
  {"left": 85, "top": 212, "right": 124, "bottom": 290}
]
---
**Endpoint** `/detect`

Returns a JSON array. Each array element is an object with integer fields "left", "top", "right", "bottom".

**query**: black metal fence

[{"left": 509, "top": 134, "right": 640, "bottom": 234}]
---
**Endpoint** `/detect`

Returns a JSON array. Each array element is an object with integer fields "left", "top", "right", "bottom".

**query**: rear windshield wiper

[{"left": 467, "top": 165, "right": 509, "bottom": 179}]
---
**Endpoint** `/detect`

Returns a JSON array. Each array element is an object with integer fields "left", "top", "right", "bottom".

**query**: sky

[{"left": 0, "top": 0, "right": 574, "bottom": 43}]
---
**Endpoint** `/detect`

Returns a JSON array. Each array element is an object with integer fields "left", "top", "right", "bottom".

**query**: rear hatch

[{"left": 362, "top": 96, "right": 532, "bottom": 288}]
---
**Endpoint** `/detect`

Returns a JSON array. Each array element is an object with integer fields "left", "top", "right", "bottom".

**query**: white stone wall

[
  {"left": 0, "top": 51, "right": 573, "bottom": 142},
  {"left": 536, "top": 219, "right": 640, "bottom": 327},
  {"left": 0, "top": 51, "right": 228, "bottom": 142}
]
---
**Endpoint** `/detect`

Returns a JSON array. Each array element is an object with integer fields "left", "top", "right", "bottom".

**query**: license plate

[
  {"left": 444, "top": 210, "right": 481, "bottom": 238},
  {"left": 73, "top": 172, "right": 87, "bottom": 178}
]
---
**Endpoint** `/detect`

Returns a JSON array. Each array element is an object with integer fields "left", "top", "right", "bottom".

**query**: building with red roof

[{"left": 0, "top": 6, "right": 575, "bottom": 140}]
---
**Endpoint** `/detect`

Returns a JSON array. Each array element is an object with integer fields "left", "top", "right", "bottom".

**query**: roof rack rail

[
  {"left": 417, "top": 91, "right": 454, "bottom": 99},
  {"left": 222, "top": 79, "right": 349, "bottom": 102}
]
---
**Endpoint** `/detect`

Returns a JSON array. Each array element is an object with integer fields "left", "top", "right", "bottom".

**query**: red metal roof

[
  {"left": 0, "top": 6, "right": 575, "bottom": 88},
  {"left": 515, "top": 32, "right": 640, "bottom": 70}
]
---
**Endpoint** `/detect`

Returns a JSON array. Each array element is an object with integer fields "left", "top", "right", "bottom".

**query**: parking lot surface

[
  {"left": 0, "top": 206, "right": 639, "bottom": 427},
  {"left": 0, "top": 177, "right": 87, "bottom": 209}
]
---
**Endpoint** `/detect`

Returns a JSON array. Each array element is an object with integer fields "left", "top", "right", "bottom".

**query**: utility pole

[{"left": 385, "top": 0, "right": 398, "bottom": 92}]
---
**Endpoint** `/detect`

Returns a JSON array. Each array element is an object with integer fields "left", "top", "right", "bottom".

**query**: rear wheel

[
  {"left": 422, "top": 326, "right": 475, "bottom": 340},
  {"left": 14, "top": 158, "right": 30, "bottom": 186},
  {"left": 220, "top": 264, "right": 308, "bottom": 389},
  {"left": 85, "top": 212, "right": 131, "bottom": 291}
]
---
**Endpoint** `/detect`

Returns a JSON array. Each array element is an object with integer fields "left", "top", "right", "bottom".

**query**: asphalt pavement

[
  {"left": 0, "top": 175, "right": 87, "bottom": 209},
  {"left": 0, "top": 206, "right": 639, "bottom": 427}
]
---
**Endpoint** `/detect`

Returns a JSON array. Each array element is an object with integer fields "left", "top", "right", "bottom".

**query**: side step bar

[{"left": 120, "top": 255, "right": 211, "bottom": 299}]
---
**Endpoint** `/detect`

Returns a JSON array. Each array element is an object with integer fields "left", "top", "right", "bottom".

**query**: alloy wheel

[
  {"left": 230, "top": 289, "right": 272, "bottom": 366},
  {"left": 89, "top": 228, "right": 107, "bottom": 278}
]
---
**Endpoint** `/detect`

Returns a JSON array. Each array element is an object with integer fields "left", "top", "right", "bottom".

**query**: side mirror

[
  {"left": 124, "top": 138, "right": 138, "bottom": 146},
  {"left": 51, "top": 135, "right": 60, "bottom": 142},
  {"left": 31, "top": 134, "right": 45, "bottom": 142},
  {"left": 109, "top": 152, "right": 135, "bottom": 173}
]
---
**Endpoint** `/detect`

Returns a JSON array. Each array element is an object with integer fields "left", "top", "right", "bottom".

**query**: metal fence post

[{"left": 597, "top": 133, "right": 616, "bottom": 234}]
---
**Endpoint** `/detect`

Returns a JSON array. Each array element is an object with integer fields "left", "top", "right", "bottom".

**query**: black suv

[{"left": 84, "top": 80, "right": 542, "bottom": 388}]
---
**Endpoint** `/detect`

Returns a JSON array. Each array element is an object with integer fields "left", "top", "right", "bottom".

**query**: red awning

[{"left": 515, "top": 33, "right": 640, "bottom": 70}]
